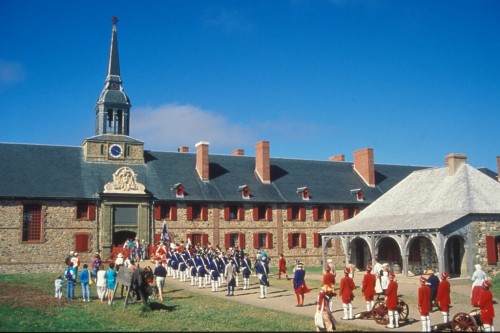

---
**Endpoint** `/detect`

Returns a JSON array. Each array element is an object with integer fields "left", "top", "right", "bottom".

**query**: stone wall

[{"left": 471, "top": 218, "right": 500, "bottom": 276}]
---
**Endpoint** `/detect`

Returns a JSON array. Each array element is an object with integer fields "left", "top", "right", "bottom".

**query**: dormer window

[
  {"left": 350, "top": 188, "right": 364, "bottom": 202},
  {"left": 172, "top": 183, "right": 185, "bottom": 198},
  {"left": 238, "top": 185, "right": 251, "bottom": 200},
  {"left": 297, "top": 187, "right": 310, "bottom": 200}
]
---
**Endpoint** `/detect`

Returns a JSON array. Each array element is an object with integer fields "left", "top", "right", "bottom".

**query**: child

[
  {"left": 54, "top": 275, "right": 64, "bottom": 299},
  {"left": 79, "top": 263, "right": 91, "bottom": 302}
]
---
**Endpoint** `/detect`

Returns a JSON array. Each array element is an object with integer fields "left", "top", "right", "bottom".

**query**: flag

[{"left": 161, "top": 221, "right": 169, "bottom": 244}]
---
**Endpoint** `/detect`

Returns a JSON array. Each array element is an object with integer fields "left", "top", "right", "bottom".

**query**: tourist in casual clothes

[
  {"left": 79, "top": 263, "right": 91, "bottom": 302},
  {"left": 418, "top": 276, "right": 432, "bottom": 332},
  {"left": 96, "top": 264, "right": 107, "bottom": 303},
  {"left": 315, "top": 284, "right": 337, "bottom": 332},
  {"left": 65, "top": 262, "right": 77, "bottom": 300},
  {"left": 471, "top": 264, "right": 488, "bottom": 307},
  {"left": 106, "top": 262, "right": 117, "bottom": 305},
  {"left": 71, "top": 252, "right": 80, "bottom": 278},
  {"left": 293, "top": 262, "right": 311, "bottom": 307},
  {"left": 154, "top": 261, "right": 167, "bottom": 302},
  {"left": 54, "top": 275, "right": 64, "bottom": 299},
  {"left": 478, "top": 280, "right": 496, "bottom": 332},
  {"left": 385, "top": 272, "right": 399, "bottom": 329},
  {"left": 339, "top": 267, "right": 355, "bottom": 320},
  {"left": 437, "top": 272, "right": 451, "bottom": 323},
  {"left": 91, "top": 253, "right": 101, "bottom": 280},
  {"left": 361, "top": 265, "right": 376, "bottom": 311}
]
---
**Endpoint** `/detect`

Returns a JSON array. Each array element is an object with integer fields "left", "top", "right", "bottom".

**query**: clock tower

[{"left": 82, "top": 17, "right": 144, "bottom": 164}]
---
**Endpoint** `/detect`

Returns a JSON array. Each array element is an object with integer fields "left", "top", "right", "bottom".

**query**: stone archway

[
  {"left": 444, "top": 235, "right": 466, "bottom": 277},
  {"left": 406, "top": 235, "right": 436, "bottom": 275},
  {"left": 349, "top": 237, "right": 371, "bottom": 270},
  {"left": 376, "top": 237, "right": 402, "bottom": 271}
]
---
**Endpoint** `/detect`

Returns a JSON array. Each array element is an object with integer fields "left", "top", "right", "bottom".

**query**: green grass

[{"left": 0, "top": 272, "right": 324, "bottom": 332}]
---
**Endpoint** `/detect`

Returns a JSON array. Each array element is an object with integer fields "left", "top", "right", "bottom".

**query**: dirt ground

[{"left": 158, "top": 265, "right": 500, "bottom": 332}]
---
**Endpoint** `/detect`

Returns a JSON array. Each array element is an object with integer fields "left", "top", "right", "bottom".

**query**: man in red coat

[
  {"left": 437, "top": 272, "right": 451, "bottom": 323},
  {"left": 277, "top": 253, "right": 289, "bottom": 280},
  {"left": 339, "top": 267, "right": 356, "bottom": 320},
  {"left": 418, "top": 275, "right": 432, "bottom": 332},
  {"left": 478, "top": 280, "right": 495, "bottom": 332},
  {"left": 362, "top": 265, "right": 376, "bottom": 311},
  {"left": 385, "top": 271, "right": 399, "bottom": 328}
]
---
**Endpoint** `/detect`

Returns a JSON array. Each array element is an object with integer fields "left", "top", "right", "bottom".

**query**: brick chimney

[
  {"left": 445, "top": 153, "right": 467, "bottom": 176},
  {"left": 353, "top": 148, "right": 375, "bottom": 187},
  {"left": 195, "top": 141, "right": 209, "bottom": 181},
  {"left": 497, "top": 156, "right": 500, "bottom": 182},
  {"left": 232, "top": 149, "right": 244, "bottom": 156},
  {"left": 329, "top": 154, "right": 345, "bottom": 162},
  {"left": 255, "top": 140, "right": 271, "bottom": 184},
  {"left": 178, "top": 146, "right": 189, "bottom": 153}
]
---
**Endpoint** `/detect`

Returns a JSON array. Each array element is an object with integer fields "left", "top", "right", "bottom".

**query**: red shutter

[
  {"left": 343, "top": 208, "right": 349, "bottom": 221},
  {"left": 75, "top": 234, "right": 89, "bottom": 252},
  {"left": 253, "top": 233, "right": 259, "bottom": 249},
  {"left": 486, "top": 235, "right": 497, "bottom": 265},
  {"left": 239, "top": 233, "right": 245, "bottom": 249},
  {"left": 238, "top": 207, "right": 245, "bottom": 221},
  {"left": 88, "top": 204, "right": 96, "bottom": 220},
  {"left": 253, "top": 206, "right": 259, "bottom": 221},
  {"left": 171, "top": 205, "right": 177, "bottom": 221},
  {"left": 224, "top": 234, "right": 230, "bottom": 249},
  {"left": 314, "top": 232, "right": 320, "bottom": 247},
  {"left": 267, "top": 233, "right": 273, "bottom": 248},
  {"left": 154, "top": 205, "right": 161, "bottom": 220},
  {"left": 300, "top": 207, "right": 306, "bottom": 221},
  {"left": 288, "top": 233, "right": 293, "bottom": 248},
  {"left": 202, "top": 206, "right": 208, "bottom": 221},
  {"left": 301, "top": 233, "right": 306, "bottom": 248},
  {"left": 224, "top": 206, "right": 230, "bottom": 221},
  {"left": 312, "top": 207, "right": 319, "bottom": 221},
  {"left": 325, "top": 209, "right": 331, "bottom": 221},
  {"left": 202, "top": 234, "right": 208, "bottom": 246},
  {"left": 287, "top": 207, "right": 292, "bottom": 220},
  {"left": 266, "top": 207, "right": 272, "bottom": 221},
  {"left": 187, "top": 206, "right": 193, "bottom": 221}
]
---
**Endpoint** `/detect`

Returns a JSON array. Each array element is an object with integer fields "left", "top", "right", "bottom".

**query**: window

[
  {"left": 172, "top": 183, "right": 185, "bottom": 198},
  {"left": 224, "top": 205, "right": 244, "bottom": 221},
  {"left": 114, "top": 205, "right": 138, "bottom": 225},
  {"left": 225, "top": 233, "right": 245, "bottom": 249},
  {"left": 287, "top": 206, "right": 306, "bottom": 221},
  {"left": 253, "top": 205, "right": 272, "bottom": 221},
  {"left": 288, "top": 232, "right": 306, "bottom": 248},
  {"left": 238, "top": 185, "right": 251, "bottom": 199},
  {"left": 22, "top": 205, "right": 42, "bottom": 242},
  {"left": 75, "top": 233, "right": 90, "bottom": 252},
  {"left": 76, "top": 202, "right": 96, "bottom": 220},
  {"left": 313, "top": 206, "right": 331, "bottom": 221},
  {"left": 154, "top": 203, "right": 177, "bottom": 221},
  {"left": 187, "top": 233, "right": 209, "bottom": 247},
  {"left": 187, "top": 204, "right": 208, "bottom": 221},
  {"left": 253, "top": 232, "right": 273, "bottom": 249},
  {"left": 343, "top": 206, "right": 360, "bottom": 221},
  {"left": 486, "top": 235, "right": 500, "bottom": 265},
  {"left": 313, "top": 232, "right": 332, "bottom": 248},
  {"left": 297, "top": 187, "right": 310, "bottom": 200}
]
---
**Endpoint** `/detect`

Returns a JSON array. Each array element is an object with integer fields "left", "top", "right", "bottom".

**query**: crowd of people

[{"left": 58, "top": 246, "right": 495, "bottom": 332}]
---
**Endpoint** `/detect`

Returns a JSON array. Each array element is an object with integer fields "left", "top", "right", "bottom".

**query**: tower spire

[{"left": 94, "top": 17, "right": 131, "bottom": 136}]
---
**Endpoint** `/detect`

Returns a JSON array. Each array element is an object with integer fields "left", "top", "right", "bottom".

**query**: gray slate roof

[
  {"left": 0, "top": 142, "right": 427, "bottom": 203},
  {"left": 320, "top": 164, "right": 500, "bottom": 234}
]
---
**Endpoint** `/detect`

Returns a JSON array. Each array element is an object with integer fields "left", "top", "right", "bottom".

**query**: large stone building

[{"left": 0, "top": 19, "right": 495, "bottom": 274}]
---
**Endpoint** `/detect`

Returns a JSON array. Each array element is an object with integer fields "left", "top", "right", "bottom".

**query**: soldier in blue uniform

[
  {"left": 208, "top": 256, "right": 220, "bottom": 292},
  {"left": 256, "top": 256, "right": 270, "bottom": 298},
  {"left": 241, "top": 252, "right": 253, "bottom": 290}
]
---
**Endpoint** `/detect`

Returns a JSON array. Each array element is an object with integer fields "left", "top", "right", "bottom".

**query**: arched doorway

[
  {"left": 349, "top": 237, "right": 370, "bottom": 270},
  {"left": 444, "top": 235, "right": 465, "bottom": 277},
  {"left": 113, "top": 230, "right": 137, "bottom": 247},
  {"left": 407, "top": 235, "right": 435, "bottom": 275},
  {"left": 377, "top": 237, "right": 401, "bottom": 268}
]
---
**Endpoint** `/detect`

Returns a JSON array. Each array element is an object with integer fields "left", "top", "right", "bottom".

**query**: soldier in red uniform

[
  {"left": 478, "top": 280, "right": 495, "bottom": 332},
  {"left": 277, "top": 253, "right": 289, "bottom": 280},
  {"left": 339, "top": 267, "right": 355, "bottom": 320},
  {"left": 436, "top": 271, "right": 451, "bottom": 323},
  {"left": 361, "top": 265, "right": 376, "bottom": 311},
  {"left": 418, "top": 275, "right": 432, "bottom": 332},
  {"left": 322, "top": 263, "right": 336, "bottom": 310},
  {"left": 385, "top": 271, "right": 399, "bottom": 328}
]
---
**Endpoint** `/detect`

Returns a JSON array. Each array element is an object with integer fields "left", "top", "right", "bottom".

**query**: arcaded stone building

[{"left": 2, "top": 19, "right": 493, "bottom": 274}]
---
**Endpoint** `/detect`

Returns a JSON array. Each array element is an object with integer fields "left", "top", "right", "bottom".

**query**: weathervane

[{"left": 112, "top": 16, "right": 119, "bottom": 24}]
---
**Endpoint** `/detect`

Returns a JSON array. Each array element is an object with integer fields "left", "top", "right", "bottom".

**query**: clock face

[{"left": 109, "top": 144, "right": 123, "bottom": 158}]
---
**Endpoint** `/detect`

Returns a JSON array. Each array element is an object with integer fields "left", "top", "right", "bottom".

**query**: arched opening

[
  {"left": 113, "top": 230, "right": 136, "bottom": 247},
  {"left": 376, "top": 237, "right": 401, "bottom": 270},
  {"left": 407, "top": 235, "right": 436, "bottom": 275},
  {"left": 444, "top": 235, "right": 465, "bottom": 277},
  {"left": 349, "top": 237, "right": 370, "bottom": 270}
]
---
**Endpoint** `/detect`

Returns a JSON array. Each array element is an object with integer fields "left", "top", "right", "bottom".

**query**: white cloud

[
  {"left": 0, "top": 59, "right": 26, "bottom": 84},
  {"left": 132, "top": 103, "right": 256, "bottom": 152}
]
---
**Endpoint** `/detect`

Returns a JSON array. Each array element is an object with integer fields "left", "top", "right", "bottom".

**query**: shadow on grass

[{"left": 143, "top": 302, "right": 179, "bottom": 312}]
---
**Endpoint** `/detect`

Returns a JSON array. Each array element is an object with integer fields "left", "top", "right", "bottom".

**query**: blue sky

[{"left": 1, "top": 1, "right": 499, "bottom": 171}]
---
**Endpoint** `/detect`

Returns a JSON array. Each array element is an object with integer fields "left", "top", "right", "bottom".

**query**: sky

[{"left": 1, "top": 0, "right": 500, "bottom": 172}]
